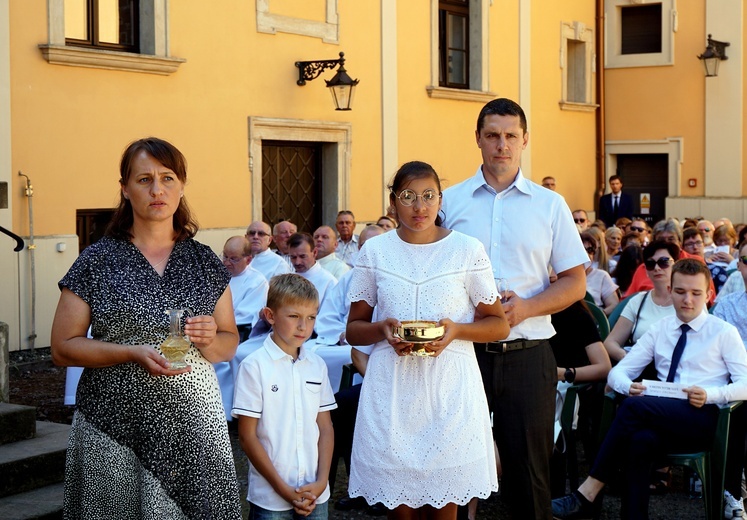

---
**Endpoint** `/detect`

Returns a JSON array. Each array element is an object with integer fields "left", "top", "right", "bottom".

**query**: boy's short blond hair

[{"left": 266, "top": 273, "right": 319, "bottom": 311}]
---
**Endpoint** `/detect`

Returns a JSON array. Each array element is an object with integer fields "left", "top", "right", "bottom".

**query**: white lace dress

[{"left": 347, "top": 230, "right": 499, "bottom": 509}]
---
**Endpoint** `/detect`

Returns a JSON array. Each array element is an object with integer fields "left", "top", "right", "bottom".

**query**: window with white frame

[
  {"left": 605, "top": 0, "right": 676, "bottom": 69},
  {"left": 39, "top": 0, "right": 184, "bottom": 75},
  {"left": 427, "top": 0, "right": 494, "bottom": 102},
  {"left": 560, "top": 21, "right": 596, "bottom": 110}
]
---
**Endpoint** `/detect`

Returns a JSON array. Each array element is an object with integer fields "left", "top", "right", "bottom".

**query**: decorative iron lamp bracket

[
  {"left": 295, "top": 52, "right": 347, "bottom": 86},
  {"left": 697, "top": 34, "right": 730, "bottom": 77}
]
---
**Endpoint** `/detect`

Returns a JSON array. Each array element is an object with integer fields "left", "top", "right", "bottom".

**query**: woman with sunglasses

[
  {"left": 581, "top": 231, "right": 620, "bottom": 316},
  {"left": 604, "top": 240, "right": 680, "bottom": 362},
  {"left": 346, "top": 161, "right": 509, "bottom": 520}
]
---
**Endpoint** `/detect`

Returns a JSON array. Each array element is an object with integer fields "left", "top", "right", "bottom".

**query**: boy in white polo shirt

[{"left": 233, "top": 274, "right": 337, "bottom": 519}]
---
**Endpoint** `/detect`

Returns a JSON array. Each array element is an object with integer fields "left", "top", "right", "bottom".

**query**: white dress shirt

[
  {"left": 313, "top": 268, "right": 353, "bottom": 345},
  {"left": 298, "top": 262, "right": 338, "bottom": 308},
  {"left": 608, "top": 311, "right": 747, "bottom": 404},
  {"left": 250, "top": 248, "right": 292, "bottom": 281},
  {"left": 441, "top": 167, "right": 589, "bottom": 340},
  {"left": 318, "top": 252, "right": 351, "bottom": 280},
  {"left": 232, "top": 335, "right": 337, "bottom": 510},
  {"left": 229, "top": 265, "right": 268, "bottom": 327},
  {"left": 336, "top": 235, "right": 359, "bottom": 267}
]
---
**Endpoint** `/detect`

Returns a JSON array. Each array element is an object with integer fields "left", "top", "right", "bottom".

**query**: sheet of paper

[{"left": 641, "top": 379, "right": 688, "bottom": 399}]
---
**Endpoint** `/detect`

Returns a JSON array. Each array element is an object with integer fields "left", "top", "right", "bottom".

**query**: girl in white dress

[{"left": 346, "top": 161, "right": 510, "bottom": 520}]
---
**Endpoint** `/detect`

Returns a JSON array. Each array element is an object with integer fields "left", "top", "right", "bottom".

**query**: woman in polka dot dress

[{"left": 51, "top": 137, "right": 242, "bottom": 519}]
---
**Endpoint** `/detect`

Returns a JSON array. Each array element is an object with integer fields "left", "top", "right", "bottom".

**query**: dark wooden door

[
  {"left": 261, "top": 141, "right": 322, "bottom": 233},
  {"left": 616, "top": 154, "right": 668, "bottom": 224}
]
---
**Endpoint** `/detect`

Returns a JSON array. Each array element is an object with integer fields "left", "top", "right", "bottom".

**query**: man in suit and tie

[
  {"left": 599, "top": 175, "right": 634, "bottom": 228},
  {"left": 552, "top": 258, "right": 747, "bottom": 520}
]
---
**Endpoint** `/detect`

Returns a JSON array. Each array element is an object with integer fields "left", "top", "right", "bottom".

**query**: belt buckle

[{"left": 484, "top": 342, "right": 508, "bottom": 354}]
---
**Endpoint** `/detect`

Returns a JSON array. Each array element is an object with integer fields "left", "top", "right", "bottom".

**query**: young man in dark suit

[{"left": 598, "top": 175, "right": 634, "bottom": 227}]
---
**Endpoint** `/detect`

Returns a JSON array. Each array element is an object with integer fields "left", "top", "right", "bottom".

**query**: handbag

[{"left": 624, "top": 290, "right": 650, "bottom": 347}]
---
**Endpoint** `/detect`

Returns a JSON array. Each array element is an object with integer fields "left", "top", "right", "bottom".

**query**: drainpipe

[
  {"left": 595, "top": 0, "right": 606, "bottom": 214},
  {"left": 18, "top": 171, "right": 36, "bottom": 351}
]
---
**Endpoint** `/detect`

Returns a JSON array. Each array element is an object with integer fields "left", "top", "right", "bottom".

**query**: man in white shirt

[
  {"left": 222, "top": 236, "right": 269, "bottom": 342},
  {"left": 288, "top": 232, "right": 337, "bottom": 307},
  {"left": 314, "top": 225, "right": 350, "bottom": 280},
  {"left": 335, "top": 210, "right": 359, "bottom": 267},
  {"left": 552, "top": 259, "right": 747, "bottom": 520},
  {"left": 273, "top": 220, "right": 297, "bottom": 270},
  {"left": 441, "top": 98, "right": 588, "bottom": 519},
  {"left": 245, "top": 220, "right": 292, "bottom": 282},
  {"left": 215, "top": 236, "right": 269, "bottom": 420}
]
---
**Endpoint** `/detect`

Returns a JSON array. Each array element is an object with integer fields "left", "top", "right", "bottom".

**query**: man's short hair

[
  {"left": 653, "top": 218, "right": 683, "bottom": 244},
  {"left": 337, "top": 210, "right": 355, "bottom": 219},
  {"left": 226, "top": 235, "right": 252, "bottom": 257},
  {"left": 266, "top": 273, "right": 319, "bottom": 311},
  {"left": 609, "top": 175, "right": 622, "bottom": 183},
  {"left": 288, "top": 232, "right": 314, "bottom": 250},
  {"left": 572, "top": 209, "right": 588, "bottom": 217},
  {"left": 683, "top": 227, "right": 704, "bottom": 242},
  {"left": 671, "top": 258, "right": 712, "bottom": 286},
  {"left": 477, "top": 98, "right": 527, "bottom": 134}
]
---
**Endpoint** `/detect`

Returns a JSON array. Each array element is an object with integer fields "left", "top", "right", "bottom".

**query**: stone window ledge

[
  {"left": 426, "top": 86, "right": 496, "bottom": 103},
  {"left": 559, "top": 101, "right": 599, "bottom": 112},
  {"left": 38, "top": 45, "right": 185, "bottom": 75}
]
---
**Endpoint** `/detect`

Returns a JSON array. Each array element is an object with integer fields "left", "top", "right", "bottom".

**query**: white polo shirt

[
  {"left": 232, "top": 335, "right": 337, "bottom": 510},
  {"left": 442, "top": 167, "right": 589, "bottom": 340}
]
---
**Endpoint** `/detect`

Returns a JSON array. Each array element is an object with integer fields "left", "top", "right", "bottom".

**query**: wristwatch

[{"left": 564, "top": 367, "right": 576, "bottom": 383}]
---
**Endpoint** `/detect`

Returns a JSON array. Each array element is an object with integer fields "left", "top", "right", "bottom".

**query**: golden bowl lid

[{"left": 393, "top": 320, "right": 445, "bottom": 343}]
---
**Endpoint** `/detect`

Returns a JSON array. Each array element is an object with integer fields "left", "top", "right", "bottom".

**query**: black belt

[{"left": 475, "top": 339, "right": 546, "bottom": 354}]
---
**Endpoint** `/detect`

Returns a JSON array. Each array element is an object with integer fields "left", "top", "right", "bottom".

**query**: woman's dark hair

[
  {"left": 611, "top": 243, "right": 643, "bottom": 293},
  {"left": 107, "top": 137, "right": 198, "bottom": 242},
  {"left": 642, "top": 239, "right": 680, "bottom": 263},
  {"left": 388, "top": 161, "right": 443, "bottom": 227}
]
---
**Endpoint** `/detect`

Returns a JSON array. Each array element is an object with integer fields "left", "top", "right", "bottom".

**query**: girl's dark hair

[
  {"left": 388, "top": 161, "right": 443, "bottom": 227},
  {"left": 611, "top": 243, "right": 643, "bottom": 293},
  {"left": 107, "top": 137, "right": 198, "bottom": 242}
]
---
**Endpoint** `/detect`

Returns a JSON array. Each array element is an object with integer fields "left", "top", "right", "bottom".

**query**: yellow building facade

[{"left": 1, "top": 0, "right": 743, "bottom": 352}]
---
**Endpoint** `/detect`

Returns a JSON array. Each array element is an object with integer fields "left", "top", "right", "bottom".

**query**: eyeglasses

[
  {"left": 585, "top": 246, "right": 596, "bottom": 254},
  {"left": 740, "top": 256, "right": 747, "bottom": 265},
  {"left": 574, "top": 218, "right": 587, "bottom": 224},
  {"left": 247, "top": 230, "right": 269, "bottom": 237},
  {"left": 630, "top": 226, "right": 646, "bottom": 233},
  {"left": 699, "top": 227, "right": 712, "bottom": 232},
  {"left": 684, "top": 240, "right": 704, "bottom": 248},
  {"left": 644, "top": 257, "right": 672, "bottom": 271},
  {"left": 396, "top": 188, "right": 440, "bottom": 207},
  {"left": 220, "top": 254, "right": 245, "bottom": 264}
]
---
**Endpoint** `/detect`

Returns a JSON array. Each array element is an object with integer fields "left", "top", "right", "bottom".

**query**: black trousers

[
  {"left": 591, "top": 396, "right": 718, "bottom": 520},
  {"left": 476, "top": 341, "right": 557, "bottom": 520}
]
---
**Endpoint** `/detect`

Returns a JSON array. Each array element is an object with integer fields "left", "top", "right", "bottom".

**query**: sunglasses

[
  {"left": 700, "top": 227, "right": 712, "bottom": 232},
  {"left": 740, "top": 256, "right": 747, "bottom": 265},
  {"left": 644, "top": 257, "right": 672, "bottom": 271},
  {"left": 585, "top": 246, "right": 596, "bottom": 254},
  {"left": 630, "top": 226, "right": 646, "bottom": 233},
  {"left": 574, "top": 218, "right": 587, "bottom": 224},
  {"left": 247, "top": 230, "right": 269, "bottom": 237}
]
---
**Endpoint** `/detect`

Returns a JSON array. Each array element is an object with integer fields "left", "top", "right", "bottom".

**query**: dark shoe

[
  {"left": 551, "top": 491, "right": 593, "bottom": 520},
  {"left": 334, "top": 495, "right": 368, "bottom": 511},
  {"left": 367, "top": 502, "right": 388, "bottom": 516}
]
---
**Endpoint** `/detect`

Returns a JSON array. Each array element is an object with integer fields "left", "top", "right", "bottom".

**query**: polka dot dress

[{"left": 59, "top": 237, "right": 242, "bottom": 519}]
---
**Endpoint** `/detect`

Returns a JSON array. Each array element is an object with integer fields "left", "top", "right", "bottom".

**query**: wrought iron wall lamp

[
  {"left": 295, "top": 51, "right": 359, "bottom": 110},
  {"left": 698, "top": 34, "right": 730, "bottom": 77}
]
